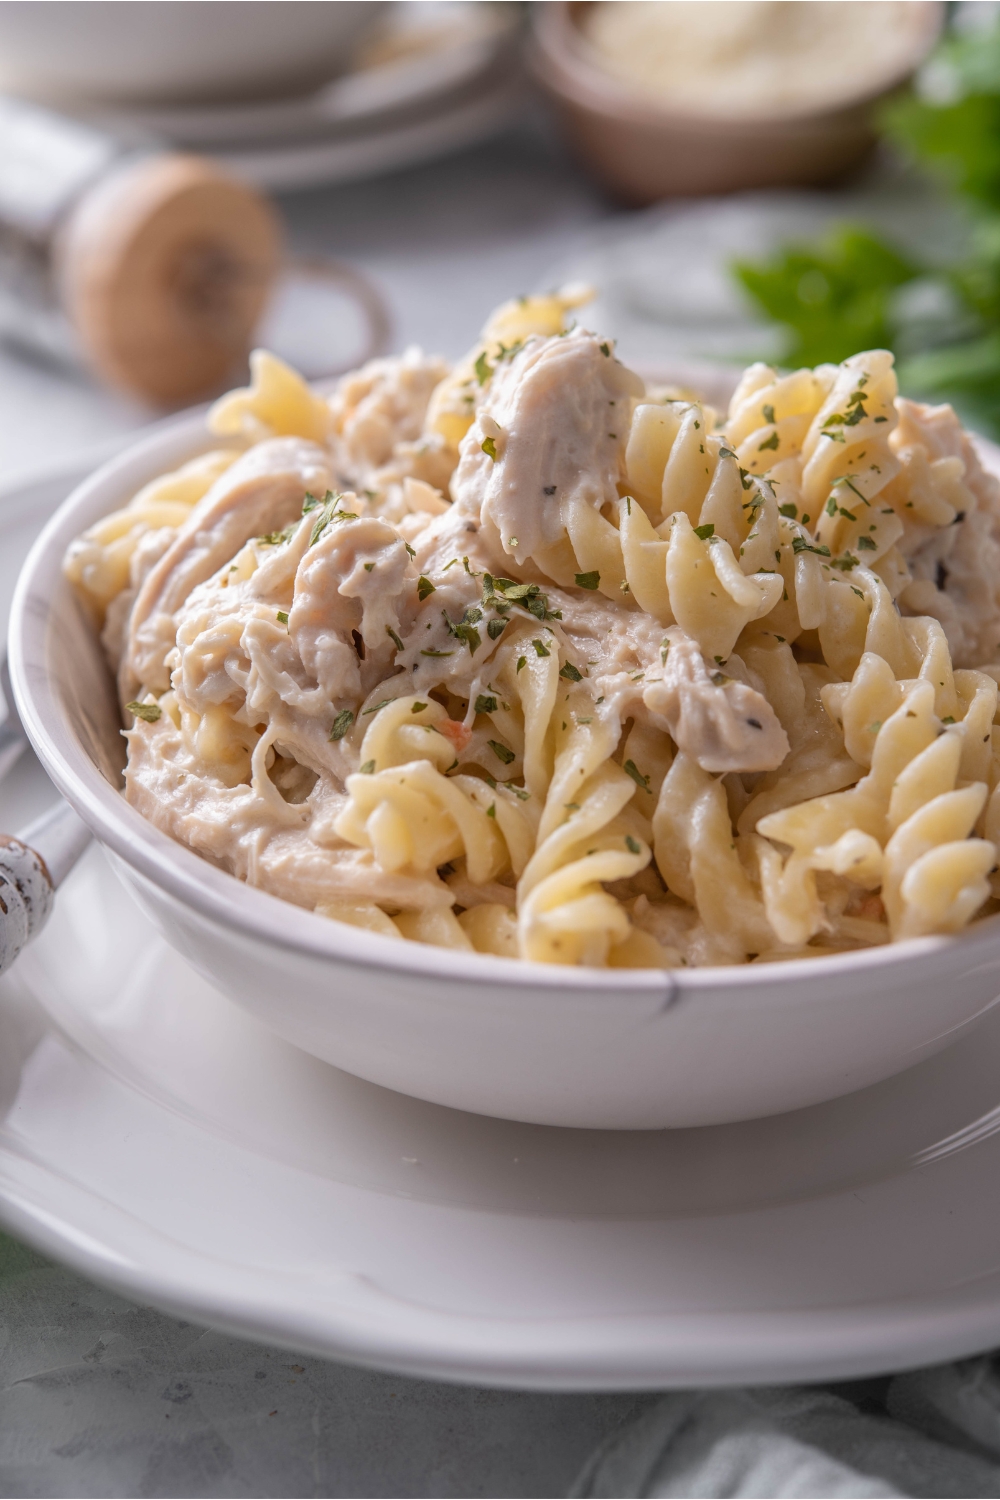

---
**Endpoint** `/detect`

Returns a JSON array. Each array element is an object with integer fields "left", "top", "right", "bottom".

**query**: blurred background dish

[
  {"left": 0, "top": 1, "right": 381, "bottom": 105},
  {"left": 6, "top": 1, "right": 524, "bottom": 193},
  {"left": 531, "top": 0, "right": 944, "bottom": 203}
]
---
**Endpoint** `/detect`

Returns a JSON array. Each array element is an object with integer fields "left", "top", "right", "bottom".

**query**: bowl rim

[
  {"left": 10, "top": 394, "right": 1000, "bottom": 997},
  {"left": 531, "top": 0, "right": 945, "bottom": 131}
]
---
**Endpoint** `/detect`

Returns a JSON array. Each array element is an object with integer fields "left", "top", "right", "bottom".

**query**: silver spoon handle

[{"left": 0, "top": 801, "right": 91, "bottom": 975}]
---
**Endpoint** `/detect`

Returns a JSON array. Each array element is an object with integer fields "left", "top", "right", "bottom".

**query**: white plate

[
  {"left": 5, "top": 455, "right": 1000, "bottom": 1391},
  {"left": 82, "top": 2, "right": 523, "bottom": 192}
]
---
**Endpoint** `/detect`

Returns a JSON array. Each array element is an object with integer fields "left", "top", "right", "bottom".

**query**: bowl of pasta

[{"left": 11, "top": 290, "right": 1000, "bottom": 1129}]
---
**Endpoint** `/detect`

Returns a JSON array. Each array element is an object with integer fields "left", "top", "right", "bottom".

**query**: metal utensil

[{"left": 0, "top": 657, "right": 91, "bottom": 974}]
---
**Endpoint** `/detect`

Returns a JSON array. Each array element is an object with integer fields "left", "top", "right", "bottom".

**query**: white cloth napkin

[{"left": 573, "top": 1361, "right": 1000, "bottom": 1497}]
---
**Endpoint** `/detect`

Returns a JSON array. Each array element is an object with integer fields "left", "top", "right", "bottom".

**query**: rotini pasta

[{"left": 66, "top": 291, "right": 1000, "bottom": 969}]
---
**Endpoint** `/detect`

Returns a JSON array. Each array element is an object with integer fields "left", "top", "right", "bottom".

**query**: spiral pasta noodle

[{"left": 66, "top": 290, "right": 1000, "bottom": 969}]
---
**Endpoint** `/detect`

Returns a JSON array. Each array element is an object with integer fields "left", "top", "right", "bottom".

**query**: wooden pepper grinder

[{"left": 0, "top": 98, "right": 283, "bottom": 405}]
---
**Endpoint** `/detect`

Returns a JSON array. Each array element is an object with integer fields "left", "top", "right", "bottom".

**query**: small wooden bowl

[{"left": 530, "top": 1, "right": 944, "bottom": 205}]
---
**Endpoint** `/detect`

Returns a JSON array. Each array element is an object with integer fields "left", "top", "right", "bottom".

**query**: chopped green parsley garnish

[
  {"left": 359, "top": 760, "right": 376, "bottom": 775},
  {"left": 475, "top": 694, "right": 498, "bottom": 714},
  {"left": 778, "top": 502, "right": 798, "bottom": 518},
  {"left": 791, "top": 536, "right": 831, "bottom": 557},
  {"left": 574, "top": 570, "right": 600, "bottom": 590},
  {"left": 516, "top": 655, "right": 527, "bottom": 672},
  {"left": 474, "top": 351, "right": 492, "bottom": 386},
  {"left": 443, "top": 605, "right": 483, "bottom": 654},
  {"left": 481, "top": 436, "right": 498, "bottom": 461},
  {"left": 762, "top": 404, "right": 776, "bottom": 424},
  {"left": 856, "top": 535, "right": 877, "bottom": 550},
  {"left": 329, "top": 709, "right": 354, "bottom": 741},
  {"left": 421, "top": 647, "right": 452, "bottom": 657},
  {"left": 481, "top": 573, "right": 559, "bottom": 622},
  {"left": 559, "top": 662, "right": 583, "bottom": 682},
  {"left": 276, "top": 610, "right": 288, "bottom": 625},
  {"left": 486, "top": 803, "right": 496, "bottom": 819},
  {"left": 258, "top": 523, "right": 296, "bottom": 546},
  {"left": 417, "top": 575, "right": 436, "bottom": 601},
  {"left": 600, "top": 341, "right": 611, "bottom": 357},
  {"left": 693, "top": 523, "right": 715, "bottom": 541},
  {"left": 362, "top": 699, "right": 392, "bottom": 716},
  {"left": 488, "top": 740, "right": 515, "bottom": 765},
  {"left": 625, "top": 835, "right": 641, "bottom": 854},
  {"left": 532, "top": 639, "right": 550, "bottom": 657},
  {"left": 126, "top": 700, "right": 161, "bottom": 723},
  {"left": 623, "top": 759, "right": 651, "bottom": 792},
  {"left": 386, "top": 625, "right": 404, "bottom": 651},
  {"left": 758, "top": 431, "right": 780, "bottom": 452},
  {"left": 487, "top": 618, "right": 506, "bottom": 640}
]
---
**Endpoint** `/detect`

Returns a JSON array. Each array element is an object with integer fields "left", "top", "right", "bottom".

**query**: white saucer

[
  {"left": 5, "top": 456, "right": 1000, "bottom": 1390},
  {"left": 83, "top": 2, "right": 523, "bottom": 192}
]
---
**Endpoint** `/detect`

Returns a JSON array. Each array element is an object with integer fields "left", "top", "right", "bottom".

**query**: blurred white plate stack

[{"left": 0, "top": 1, "right": 523, "bottom": 190}]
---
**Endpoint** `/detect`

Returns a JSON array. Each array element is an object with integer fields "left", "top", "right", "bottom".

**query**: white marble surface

[
  {"left": 0, "top": 118, "right": 664, "bottom": 1499},
  {"left": 0, "top": 1232, "right": 655, "bottom": 1498}
]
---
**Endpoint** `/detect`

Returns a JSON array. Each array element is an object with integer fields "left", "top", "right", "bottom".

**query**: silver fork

[{"left": 0, "top": 655, "right": 91, "bottom": 976}]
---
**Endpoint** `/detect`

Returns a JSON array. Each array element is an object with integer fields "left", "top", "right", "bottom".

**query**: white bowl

[
  {"left": 10, "top": 411, "right": 1000, "bottom": 1130},
  {"left": 0, "top": 1, "right": 381, "bottom": 106}
]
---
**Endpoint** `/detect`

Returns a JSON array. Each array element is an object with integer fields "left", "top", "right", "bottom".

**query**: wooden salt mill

[{"left": 0, "top": 98, "right": 283, "bottom": 405}]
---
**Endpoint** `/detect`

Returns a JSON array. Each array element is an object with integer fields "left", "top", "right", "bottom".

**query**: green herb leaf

[
  {"left": 516, "top": 655, "right": 527, "bottom": 672},
  {"left": 762, "top": 403, "right": 776, "bottom": 424},
  {"left": 276, "top": 610, "right": 288, "bottom": 625},
  {"left": 758, "top": 430, "right": 780, "bottom": 452},
  {"left": 856, "top": 534, "right": 878, "bottom": 550},
  {"left": 126, "top": 700, "right": 161, "bottom": 723},
  {"left": 693, "top": 523, "right": 715, "bottom": 541},
  {"left": 625, "top": 835, "right": 641, "bottom": 854},
  {"left": 362, "top": 698, "right": 392, "bottom": 716},
  {"left": 778, "top": 502, "right": 798, "bottom": 518},
  {"left": 421, "top": 647, "right": 452, "bottom": 657},
  {"left": 731, "top": 227, "right": 920, "bottom": 369},
  {"left": 559, "top": 662, "right": 583, "bottom": 681},
  {"left": 487, "top": 617, "right": 506, "bottom": 640},
  {"left": 574, "top": 570, "right": 600, "bottom": 589},
  {"left": 623, "top": 759, "right": 651, "bottom": 792},
  {"left": 488, "top": 739, "right": 515, "bottom": 765},
  {"left": 329, "top": 709, "right": 354, "bottom": 741},
  {"left": 474, "top": 350, "right": 492, "bottom": 385},
  {"left": 532, "top": 639, "right": 550, "bottom": 657},
  {"left": 481, "top": 435, "right": 498, "bottom": 461},
  {"left": 359, "top": 760, "right": 376, "bottom": 775},
  {"left": 475, "top": 694, "right": 498, "bottom": 714},
  {"left": 386, "top": 625, "right": 404, "bottom": 651},
  {"left": 417, "top": 575, "right": 436, "bottom": 601},
  {"left": 258, "top": 523, "right": 296, "bottom": 546},
  {"left": 791, "top": 535, "right": 831, "bottom": 557}
]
